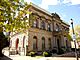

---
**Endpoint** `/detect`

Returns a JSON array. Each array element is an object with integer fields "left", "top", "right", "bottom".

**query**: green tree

[
  {"left": 0, "top": 0, "right": 31, "bottom": 56},
  {"left": 74, "top": 25, "right": 80, "bottom": 41},
  {"left": 70, "top": 25, "right": 80, "bottom": 41},
  {"left": 0, "top": 0, "right": 31, "bottom": 32},
  {"left": 67, "top": 34, "right": 72, "bottom": 41}
]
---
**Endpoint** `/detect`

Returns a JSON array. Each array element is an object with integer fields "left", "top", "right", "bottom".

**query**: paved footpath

[
  {"left": 9, "top": 55, "right": 37, "bottom": 60},
  {"left": 9, "top": 55, "right": 80, "bottom": 60},
  {"left": 49, "top": 57, "right": 80, "bottom": 60}
]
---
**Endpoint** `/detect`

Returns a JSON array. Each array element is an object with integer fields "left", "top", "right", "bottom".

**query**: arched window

[
  {"left": 33, "top": 36, "right": 37, "bottom": 50},
  {"left": 41, "top": 21, "right": 45, "bottom": 29},
  {"left": 23, "top": 36, "right": 25, "bottom": 48},
  {"left": 48, "top": 23, "right": 51, "bottom": 31},
  {"left": 48, "top": 38, "right": 51, "bottom": 49},
  {"left": 33, "top": 20, "right": 38, "bottom": 28},
  {"left": 36, "top": 20, "right": 38, "bottom": 28},
  {"left": 56, "top": 24, "right": 59, "bottom": 31},
  {"left": 42, "top": 37, "right": 45, "bottom": 50}
]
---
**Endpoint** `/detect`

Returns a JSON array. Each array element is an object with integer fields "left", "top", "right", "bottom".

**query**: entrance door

[
  {"left": 16, "top": 38, "right": 19, "bottom": 54},
  {"left": 66, "top": 40, "right": 68, "bottom": 51},
  {"left": 33, "top": 36, "right": 37, "bottom": 51},
  {"left": 57, "top": 39, "right": 60, "bottom": 53}
]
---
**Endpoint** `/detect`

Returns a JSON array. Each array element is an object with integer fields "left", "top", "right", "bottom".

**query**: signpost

[{"left": 70, "top": 19, "right": 78, "bottom": 60}]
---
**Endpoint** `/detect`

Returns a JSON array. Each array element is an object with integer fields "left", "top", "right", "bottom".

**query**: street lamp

[{"left": 70, "top": 19, "right": 78, "bottom": 60}]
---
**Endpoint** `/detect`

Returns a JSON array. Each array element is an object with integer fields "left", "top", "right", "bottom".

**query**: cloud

[
  {"left": 71, "top": 0, "right": 80, "bottom": 5},
  {"left": 39, "top": 0, "right": 59, "bottom": 9},
  {"left": 62, "top": 0, "right": 71, "bottom": 4},
  {"left": 62, "top": 0, "right": 80, "bottom": 5}
]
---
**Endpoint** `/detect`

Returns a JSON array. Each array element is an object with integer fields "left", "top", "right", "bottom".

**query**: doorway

[
  {"left": 16, "top": 38, "right": 19, "bottom": 54},
  {"left": 57, "top": 39, "right": 60, "bottom": 53}
]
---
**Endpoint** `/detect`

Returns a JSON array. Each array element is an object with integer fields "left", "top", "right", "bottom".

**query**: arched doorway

[
  {"left": 57, "top": 36, "right": 61, "bottom": 54},
  {"left": 23, "top": 36, "right": 25, "bottom": 48},
  {"left": 15, "top": 38, "right": 19, "bottom": 54},
  {"left": 57, "top": 39, "right": 60, "bottom": 50},
  {"left": 48, "top": 38, "right": 51, "bottom": 49},
  {"left": 42, "top": 37, "right": 45, "bottom": 50},
  {"left": 33, "top": 36, "right": 37, "bottom": 51}
]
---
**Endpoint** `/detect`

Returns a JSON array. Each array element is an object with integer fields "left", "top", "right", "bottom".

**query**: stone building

[{"left": 10, "top": 3, "right": 71, "bottom": 55}]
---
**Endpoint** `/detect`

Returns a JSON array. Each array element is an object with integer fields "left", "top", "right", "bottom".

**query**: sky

[{"left": 24, "top": 0, "right": 80, "bottom": 26}]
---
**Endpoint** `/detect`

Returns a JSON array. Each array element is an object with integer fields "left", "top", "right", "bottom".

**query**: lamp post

[{"left": 70, "top": 19, "right": 78, "bottom": 60}]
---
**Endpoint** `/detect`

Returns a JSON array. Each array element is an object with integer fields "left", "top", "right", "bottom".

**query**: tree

[
  {"left": 70, "top": 25, "right": 80, "bottom": 41},
  {"left": 67, "top": 34, "right": 72, "bottom": 41},
  {"left": 0, "top": 0, "right": 31, "bottom": 32},
  {"left": 0, "top": 0, "right": 31, "bottom": 56},
  {"left": 74, "top": 25, "right": 80, "bottom": 41}
]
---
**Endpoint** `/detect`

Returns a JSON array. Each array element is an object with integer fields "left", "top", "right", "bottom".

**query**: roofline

[
  {"left": 30, "top": 2, "right": 70, "bottom": 27},
  {"left": 30, "top": 3, "right": 51, "bottom": 16},
  {"left": 62, "top": 20, "right": 70, "bottom": 27}
]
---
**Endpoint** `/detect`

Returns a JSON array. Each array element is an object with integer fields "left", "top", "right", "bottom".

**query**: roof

[
  {"left": 31, "top": 3, "right": 51, "bottom": 16},
  {"left": 62, "top": 20, "right": 70, "bottom": 27},
  {"left": 30, "top": 3, "right": 69, "bottom": 26}
]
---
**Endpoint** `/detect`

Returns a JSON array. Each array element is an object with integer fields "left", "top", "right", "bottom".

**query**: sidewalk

[
  {"left": 10, "top": 55, "right": 38, "bottom": 60},
  {"left": 9, "top": 55, "right": 53, "bottom": 60},
  {"left": 49, "top": 57, "right": 80, "bottom": 60},
  {"left": 9, "top": 55, "right": 80, "bottom": 60}
]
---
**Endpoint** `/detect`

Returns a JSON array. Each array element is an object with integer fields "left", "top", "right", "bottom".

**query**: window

[
  {"left": 48, "top": 38, "right": 51, "bottom": 49},
  {"left": 33, "top": 36, "right": 37, "bottom": 50},
  {"left": 41, "top": 21, "right": 45, "bottom": 29},
  {"left": 33, "top": 20, "right": 38, "bottom": 28},
  {"left": 33, "top": 21, "right": 36, "bottom": 27},
  {"left": 56, "top": 24, "right": 60, "bottom": 31},
  {"left": 48, "top": 23, "right": 51, "bottom": 31},
  {"left": 23, "top": 36, "right": 25, "bottom": 48},
  {"left": 42, "top": 37, "right": 45, "bottom": 50}
]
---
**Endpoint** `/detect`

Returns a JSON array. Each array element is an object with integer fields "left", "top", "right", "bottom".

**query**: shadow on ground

[
  {"left": 56, "top": 52, "right": 80, "bottom": 58},
  {"left": 0, "top": 55, "right": 12, "bottom": 60}
]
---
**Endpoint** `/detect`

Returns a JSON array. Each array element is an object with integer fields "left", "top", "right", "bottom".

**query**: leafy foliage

[
  {"left": 70, "top": 25, "right": 80, "bottom": 41},
  {"left": 43, "top": 51, "right": 49, "bottom": 57},
  {"left": 42, "top": 51, "right": 52, "bottom": 57},
  {"left": 67, "top": 34, "right": 72, "bottom": 41},
  {"left": 0, "top": 0, "right": 31, "bottom": 32},
  {"left": 28, "top": 51, "right": 35, "bottom": 57},
  {"left": 0, "top": 0, "right": 31, "bottom": 56}
]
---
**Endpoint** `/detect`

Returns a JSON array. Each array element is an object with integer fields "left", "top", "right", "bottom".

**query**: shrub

[
  {"left": 43, "top": 52, "right": 48, "bottom": 57},
  {"left": 37, "top": 51, "right": 42, "bottom": 56},
  {"left": 58, "top": 48, "right": 66, "bottom": 54},
  {"left": 43, "top": 51, "right": 49, "bottom": 57},
  {"left": 52, "top": 49, "right": 57, "bottom": 53},
  {"left": 62, "top": 48, "right": 66, "bottom": 52},
  {"left": 28, "top": 51, "right": 35, "bottom": 57}
]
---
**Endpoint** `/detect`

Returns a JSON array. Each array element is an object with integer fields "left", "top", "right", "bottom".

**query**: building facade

[{"left": 10, "top": 3, "right": 71, "bottom": 55}]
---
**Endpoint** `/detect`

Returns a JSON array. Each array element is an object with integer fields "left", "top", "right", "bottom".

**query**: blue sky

[{"left": 24, "top": 0, "right": 80, "bottom": 26}]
